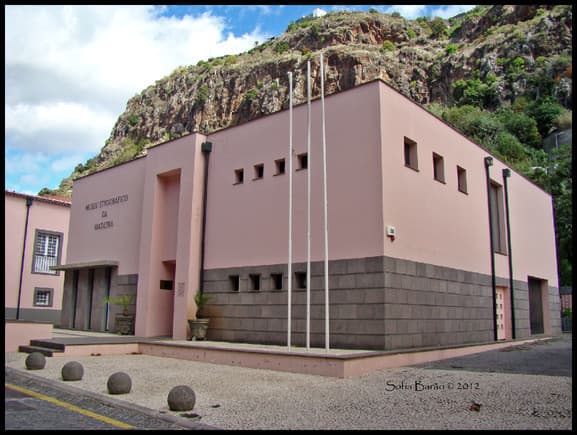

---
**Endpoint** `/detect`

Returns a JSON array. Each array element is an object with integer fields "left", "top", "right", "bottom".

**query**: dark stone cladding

[
  {"left": 4, "top": 307, "right": 61, "bottom": 323},
  {"left": 58, "top": 270, "right": 138, "bottom": 332},
  {"left": 201, "top": 256, "right": 559, "bottom": 351}
]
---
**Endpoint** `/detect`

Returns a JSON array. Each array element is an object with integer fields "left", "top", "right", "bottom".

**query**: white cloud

[
  {"left": 4, "top": 5, "right": 266, "bottom": 156},
  {"left": 428, "top": 5, "right": 477, "bottom": 19},
  {"left": 384, "top": 5, "right": 429, "bottom": 19},
  {"left": 313, "top": 8, "right": 327, "bottom": 18},
  {"left": 5, "top": 102, "right": 115, "bottom": 153}
]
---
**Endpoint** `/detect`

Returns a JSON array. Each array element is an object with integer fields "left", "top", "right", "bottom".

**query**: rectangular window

[
  {"left": 295, "top": 272, "right": 307, "bottom": 290},
  {"left": 253, "top": 163, "right": 264, "bottom": 180},
  {"left": 229, "top": 275, "right": 240, "bottom": 292},
  {"left": 457, "top": 166, "right": 468, "bottom": 193},
  {"left": 249, "top": 274, "right": 261, "bottom": 291},
  {"left": 32, "top": 230, "right": 62, "bottom": 275},
  {"left": 404, "top": 137, "right": 418, "bottom": 170},
  {"left": 160, "top": 280, "right": 173, "bottom": 290},
  {"left": 33, "top": 288, "right": 53, "bottom": 307},
  {"left": 234, "top": 169, "right": 244, "bottom": 184},
  {"left": 433, "top": 152, "right": 445, "bottom": 183},
  {"left": 274, "top": 158, "right": 286, "bottom": 175},
  {"left": 271, "top": 273, "right": 283, "bottom": 290},
  {"left": 297, "top": 153, "right": 308, "bottom": 170},
  {"left": 489, "top": 181, "right": 507, "bottom": 254}
]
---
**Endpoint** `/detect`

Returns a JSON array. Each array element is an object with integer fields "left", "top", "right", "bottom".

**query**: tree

[
  {"left": 526, "top": 97, "right": 564, "bottom": 137},
  {"left": 430, "top": 17, "right": 449, "bottom": 39},
  {"left": 546, "top": 144, "right": 572, "bottom": 286},
  {"left": 497, "top": 109, "right": 542, "bottom": 148}
]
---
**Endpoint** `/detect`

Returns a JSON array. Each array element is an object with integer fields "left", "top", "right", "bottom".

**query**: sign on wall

[{"left": 84, "top": 194, "right": 129, "bottom": 230}]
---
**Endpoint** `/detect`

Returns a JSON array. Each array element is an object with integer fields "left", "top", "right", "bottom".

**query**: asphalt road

[
  {"left": 5, "top": 367, "right": 218, "bottom": 430},
  {"left": 411, "top": 333, "right": 572, "bottom": 377}
]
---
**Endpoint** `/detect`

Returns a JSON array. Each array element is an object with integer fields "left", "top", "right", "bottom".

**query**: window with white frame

[
  {"left": 33, "top": 288, "right": 53, "bottom": 307},
  {"left": 32, "top": 230, "right": 62, "bottom": 274}
]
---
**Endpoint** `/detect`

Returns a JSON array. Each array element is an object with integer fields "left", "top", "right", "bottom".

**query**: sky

[{"left": 5, "top": 4, "right": 477, "bottom": 196}]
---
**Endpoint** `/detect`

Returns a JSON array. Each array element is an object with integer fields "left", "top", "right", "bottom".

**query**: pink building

[
  {"left": 56, "top": 79, "right": 561, "bottom": 349},
  {"left": 5, "top": 190, "right": 71, "bottom": 323}
]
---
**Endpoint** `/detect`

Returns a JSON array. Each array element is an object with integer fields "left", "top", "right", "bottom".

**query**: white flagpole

[
  {"left": 306, "top": 60, "right": 311, "bottom": 351},
  {"left": 320, "top": 53, "right": 330, "bottom": 351},
  {"left": 287, "top": 71, "right": 293, "bottom": 352}
]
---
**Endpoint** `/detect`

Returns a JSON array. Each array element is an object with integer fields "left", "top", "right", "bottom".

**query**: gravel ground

[{"left": 5, "top": 350, "right": 572, "bottom": 430}]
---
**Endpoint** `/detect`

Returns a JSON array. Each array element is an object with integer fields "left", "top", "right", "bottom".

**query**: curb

[{"left": 5, "top": 366, "right": 221, "bottom": 430}]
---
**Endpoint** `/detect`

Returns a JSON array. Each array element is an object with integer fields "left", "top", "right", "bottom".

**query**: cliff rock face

[{"left": 49, "top": 5, "right": 572, "bottom": 195}]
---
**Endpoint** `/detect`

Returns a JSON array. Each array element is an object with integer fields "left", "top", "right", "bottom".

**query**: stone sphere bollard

[
  {"left": 25, "top": 352, "right": 46, "bottom": 370},
  {"left": 107, "top": 372, "right": 132, "bottom": 395},
  {"left": 61, "top": 361, "right": 84, "bottom": 381},
  {"left": 167, "top": 385, "right": 196, "bottom": 411}
]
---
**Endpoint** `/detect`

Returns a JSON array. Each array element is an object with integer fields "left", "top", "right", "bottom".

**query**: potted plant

[
  {"left": 188, "top": 291, "right": 212, "bottom": 340},
  {"left": 104, "top": 294, "right": 136, "bottom": 335}
]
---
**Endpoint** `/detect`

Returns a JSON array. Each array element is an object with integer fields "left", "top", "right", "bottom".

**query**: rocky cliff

[{"left": 45, "top": 4, "right": 572, "bottom": 196}]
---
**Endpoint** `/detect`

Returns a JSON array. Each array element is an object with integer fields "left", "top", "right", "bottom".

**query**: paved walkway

[{"left": 4, "top": 333, "right": 572, "bottom": 430}]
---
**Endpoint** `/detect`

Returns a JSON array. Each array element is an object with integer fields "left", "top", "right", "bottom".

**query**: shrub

[
  {"left": 407, "top": 29, "right": 416, "bottom": 38},
  {"left": 445, "top": 44, "right": 457, "bottom": 55},
  {"left": 493, "top": 131, "right": 527, "bottom": 163},
  {"left": 309, "top": 23, "right": 321, "bottom": 38},
  {"left": 526, "top": 97, "right": 565, "bottom": 137},
  {"left": 430, "top": 16, "right": 449, "bottom": 39},
  {"left": 380, "top": 40, "right": 395, "bottom": 53},
  {"left": 196, "top": 60, "right": 211, "bottom": 71},
  {"left": 498, "top": 109, "right": 542, "bottom": 148},
  {"left": 275, "top": 42, "right": 290, "bottom": 54},
  {"left": 195, "top": 86, "right": 209, "bottom": 107},
  {"left": 224, "top": 55, "right": 238, "bottom": 65},
  {"left": 244, "top": 88, "right": 259, "bottom": 104}
]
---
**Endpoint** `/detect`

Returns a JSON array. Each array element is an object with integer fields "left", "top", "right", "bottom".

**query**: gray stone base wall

[
  {"left": 202, "top": 256, "right": 558, "bottom": 351},
  {"left": 548, "top": 285, "right": 562, "bottom": 335},
  {"left": 5, "top": 307, "right": 61, "bottom": 324}
]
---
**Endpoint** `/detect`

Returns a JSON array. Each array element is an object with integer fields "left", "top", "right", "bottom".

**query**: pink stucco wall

[
  {"left": 204, "top": 81, "right": 385, "bottom": 268},
  {"left": 5, "top": 192, "right": 70, "bottom": 314},
  {"left": 67, "top": 158, "right": 146, "bottom": 275},
  {"left": 135, "top": 134, "right": 207, "bottom": 338},
  {"left": 377, "top": 81, "right": 558, "bottom": 286},
  {"left": 5, "top": 321, "right": 53, "bottom": 352}
]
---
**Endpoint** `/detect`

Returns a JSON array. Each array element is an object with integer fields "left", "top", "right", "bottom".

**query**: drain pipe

[
  {"left": 502, "top": 168, "right": 516, "bottom": 339},
  {"left": 484, "top": 157, "right": 498, "bottom": 341},
  {"left": 16, "top": 196, "right": 33, "bottom": 320},
  {"left": 198, "top": 141, "right": 212, "bottom": 296}
]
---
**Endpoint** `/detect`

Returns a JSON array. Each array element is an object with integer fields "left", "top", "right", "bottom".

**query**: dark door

[{"left": 528, "top": 277, "right": 544, "bottom": 335}]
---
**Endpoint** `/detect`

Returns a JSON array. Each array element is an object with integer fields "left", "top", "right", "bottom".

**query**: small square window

[
  {"left": 234, "top": 169, "right": 244, "bottom": 184},
  {"left": 297, "top": 153, "right": 308, "bottom": 170},
  {"left": 33, "top": 288, "right": 53, "bottom": 307},
  {"left": 457, "top": 166, "right": 468, "bottom": 193},
  {"left": 271, "top": 273, "right": 283, "bottom": 290},
  {"left": 433, "top": 152, "right": 445, "bottom": 183},
  {"left": 295, "top": 272, "right": 307, "bottom": 289},
  {"left": 404, "top": 137, "right": 418, "bottom": 171},
  {"left": 249, "top": 274, "right": 261, "bottom": 291},
  {"left": 274, "top": 158, "right": 286, "bottom": 175},
  {"left": 230, "top": 275, "right": 240, "bottom": 291},
  {"left": 253, "top": 163, "right": 264, "bottom": 180}
]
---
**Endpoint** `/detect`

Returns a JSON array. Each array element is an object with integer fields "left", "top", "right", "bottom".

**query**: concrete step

[
  {"left": 29, "top": 339, "right": 66, "bottom": 351},
  {"left": 18, "top": 345, "right": 63, "bottom": 357}
]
